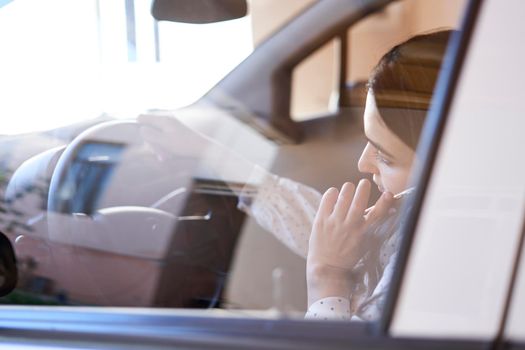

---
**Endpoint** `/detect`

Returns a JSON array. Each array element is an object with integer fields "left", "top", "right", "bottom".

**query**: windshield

[
  {"left": 0, "top": 0, "right": 253, "bottom": 135},
  {"left": 0, "top": 0, "right": 467, "bottom": 325}
]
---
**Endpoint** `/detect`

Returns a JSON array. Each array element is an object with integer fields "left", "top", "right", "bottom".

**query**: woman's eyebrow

[{"left": 367, "top": 137, "right": 395, "bottom": 159}]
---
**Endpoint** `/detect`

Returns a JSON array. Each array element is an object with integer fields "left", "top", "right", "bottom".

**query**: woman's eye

[{"left": 375, "top": 152, "right": 392, "bottom": 165}]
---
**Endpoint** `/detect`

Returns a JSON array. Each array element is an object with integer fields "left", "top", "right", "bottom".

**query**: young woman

[
  {"left": 238, "top": 30, "right": 454, "bottom": 321},
  {"left": 139, "top": 29, "right": 453, "bottom": 320}
]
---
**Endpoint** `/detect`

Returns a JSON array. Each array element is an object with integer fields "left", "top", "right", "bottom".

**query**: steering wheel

[{"left": 45, "top": 119, "right": 231, "bottom": 308}]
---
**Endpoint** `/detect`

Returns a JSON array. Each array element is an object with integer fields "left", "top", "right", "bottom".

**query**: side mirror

[
  {"left": 151, "top": 0, "right": 248, "bottom": 24},
  {"left": 0, "top": 231, "right": 17, "bottom": 297}
]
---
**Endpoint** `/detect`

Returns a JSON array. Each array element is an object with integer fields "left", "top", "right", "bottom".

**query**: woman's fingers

[
  {"left": 318, "top": 180, "right": 391, "bottom": 226},
  {"left": 309, "top": 181, "right": 373, "bottom": 272},
  {"left": 366, "top": 191, "right": 394, "bottom": 223},
  {"left": 317, "top": 187, "right": 339, "bottom": 219},
  {"left": 332, "top": 182, "right": 355, "bottom": 220},
  {"left": 347, "top": 179, "right": 371, "bottom": 223}
]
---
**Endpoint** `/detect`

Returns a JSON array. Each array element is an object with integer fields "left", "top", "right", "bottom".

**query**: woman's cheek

[{"left": 379, "top": 165, "right": 409, "bottom": 194}]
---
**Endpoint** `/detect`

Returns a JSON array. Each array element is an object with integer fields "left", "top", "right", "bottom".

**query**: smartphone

[
  {"left": 364, "top": 187, "right": 415, "bottom": 215},
  {"left": 392, "top": 186, "right": 415, "bottom": 200}
]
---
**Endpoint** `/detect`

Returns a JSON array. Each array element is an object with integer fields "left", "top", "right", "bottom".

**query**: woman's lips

[{"left": 372, "top": 176, "right": 383, "bottom": 192}]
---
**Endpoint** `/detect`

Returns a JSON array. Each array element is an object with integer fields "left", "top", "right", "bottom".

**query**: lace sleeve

[{"left": 237, "top": 166, "right": 321, "bottom": 258}]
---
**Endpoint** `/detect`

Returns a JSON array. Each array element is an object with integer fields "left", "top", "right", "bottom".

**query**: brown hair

[{"left": 368, "top": 30, "right": 455, "bottom": 150}]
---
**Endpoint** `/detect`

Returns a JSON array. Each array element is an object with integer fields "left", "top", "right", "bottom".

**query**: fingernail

[{"left": 326, "top": 187, "right": 338, "bottom": 195}]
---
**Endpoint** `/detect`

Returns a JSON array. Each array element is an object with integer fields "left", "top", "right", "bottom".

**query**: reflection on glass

[
  {"left": 233, "top": 30, "right": 453, "bottom": 321},
  {"left": 53, "top": 142, "right": 125, "bottom": 215},
  {"left": 0, "top": 13, "right": 454, "bottom": 325}
]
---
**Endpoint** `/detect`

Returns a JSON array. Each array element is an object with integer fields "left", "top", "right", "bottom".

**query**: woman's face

[{"left": 358, "top": 91, "right": 417, "bottom": 195}]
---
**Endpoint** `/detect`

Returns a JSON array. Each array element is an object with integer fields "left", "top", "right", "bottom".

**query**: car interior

[{"left": 2, "top": 0, "right": 525, "bottom": 349}]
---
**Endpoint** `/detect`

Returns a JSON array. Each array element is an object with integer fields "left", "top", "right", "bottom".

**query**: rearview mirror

[
  {"left": 0, "top": 231, "right": 17, "bottom": 297},
  {"left": 151, "top": 0, "right": 248, "bottom": 24}
]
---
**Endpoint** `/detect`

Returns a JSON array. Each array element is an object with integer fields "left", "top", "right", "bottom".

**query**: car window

[
  {"left": 291, "top": 0, "right": 466, "bottom": 121},
  {"left": 0, "top": 0, "right": 253, "bottom": 135},
  {"left": 0, "top": 0, "right": 465, "bottom": 327}
]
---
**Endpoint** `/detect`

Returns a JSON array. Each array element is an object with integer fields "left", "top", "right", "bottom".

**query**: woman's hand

[{"left": 306, "top": 179, "right": 394, "bottom": 306}]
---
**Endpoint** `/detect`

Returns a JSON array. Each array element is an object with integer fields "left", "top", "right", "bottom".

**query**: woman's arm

[{"left": 237, "top": 166, "right": 321, "bottom": 258}]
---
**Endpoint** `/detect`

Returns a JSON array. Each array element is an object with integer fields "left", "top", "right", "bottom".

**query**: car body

[{"left": 0, "top": 0, "right": 524, "bottom": 349}]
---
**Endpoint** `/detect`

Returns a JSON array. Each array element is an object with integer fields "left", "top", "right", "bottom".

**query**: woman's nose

[{"left": 358, "top": 143, "right": 377, "bottom": 174}]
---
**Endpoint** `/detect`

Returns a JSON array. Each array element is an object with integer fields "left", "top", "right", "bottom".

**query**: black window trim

[{"left": 0, "top": 306, "right": 489, "bottom": 350}]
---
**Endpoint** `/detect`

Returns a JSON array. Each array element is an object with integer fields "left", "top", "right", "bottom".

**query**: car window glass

[
  {"left": 291, "top": 0, "right": 466, "bottom": 121},
  {"left": 0, "top": 0, "right": 465, "bottom": 325},
  {"left": 0, "top": 0, "right": 253, "bottom": 135},
  {"left": 290, "top": 39, "right": 338, "bottom": 121}
]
